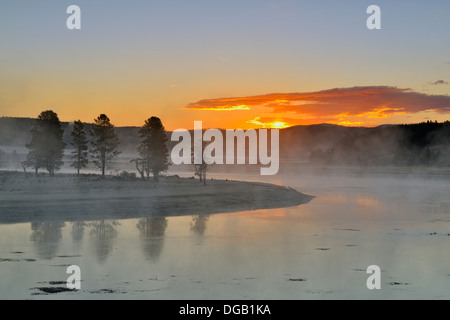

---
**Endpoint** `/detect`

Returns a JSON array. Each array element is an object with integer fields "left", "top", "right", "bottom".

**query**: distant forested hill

[
  {"left": 280, "top": 121, "right": 450, "bottom": 166},
  {"left": 0, "top": 117, "right": 36, "bottom": 147}
]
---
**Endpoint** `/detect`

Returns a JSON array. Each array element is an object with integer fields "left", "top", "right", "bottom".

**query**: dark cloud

[{"left": 429, "top": 80, "right": 448, "bottom": 86}]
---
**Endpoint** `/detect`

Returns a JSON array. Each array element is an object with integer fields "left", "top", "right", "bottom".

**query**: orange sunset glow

[
  {"left": 1, "top": 3, "right": 449, "bottom": 131},
  {"left": 183, "top": 87, "right": 450, "bottom": 129}
]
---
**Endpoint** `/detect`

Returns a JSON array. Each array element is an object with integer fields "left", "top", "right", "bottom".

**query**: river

[{"left": 0, "top": 166, "right": 449, "bottom": 299}]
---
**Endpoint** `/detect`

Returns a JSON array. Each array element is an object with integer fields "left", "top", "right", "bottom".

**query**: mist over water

[{"left": 1, "top": 166, "right": 450, "bottom": 299}]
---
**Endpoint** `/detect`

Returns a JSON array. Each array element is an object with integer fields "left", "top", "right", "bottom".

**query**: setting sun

[
  {"left": 269, "top": 122, "right": 290, "bottom": 129},
  {"left": 246, "top": 117, "right": 292, "bottom": 129}
]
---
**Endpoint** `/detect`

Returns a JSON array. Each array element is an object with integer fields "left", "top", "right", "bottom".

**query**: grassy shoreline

[{"left": 0, "top": 171, "right": 314, "bottom": 224}]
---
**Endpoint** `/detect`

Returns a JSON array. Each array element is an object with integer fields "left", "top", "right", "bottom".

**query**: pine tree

[
  {"left": 89, "top": 114, "right": 121, "bottom": 178},
  {"left": 24, "top": 110, "right": 66, "bottom": 176},
  {"left": 71, "top": 120, "right": 89, "bottom": 175},
  {"left": 137, "top": 117, "right": 169, "bottom": 181}
]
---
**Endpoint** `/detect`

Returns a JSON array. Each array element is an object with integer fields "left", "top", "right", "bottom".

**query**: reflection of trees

[
  {"left": 89, "top": 220, "right": 119, "bottom": 264},
  {"left": 190, "top": 215, "right": 210, "bottom": 236},
  {"left": 71, "top": 221, "right": 87, "bottom": 242},
  {"left": 30, "top": 221, "right": 65, "bottom": 260},
  {"left": 136, "top": 217, "right": 168, "bottom": 262}
]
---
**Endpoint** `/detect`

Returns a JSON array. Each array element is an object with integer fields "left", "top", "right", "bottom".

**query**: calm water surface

[{"left": 1, "top": 168, "right": 450, "bottom": 299}]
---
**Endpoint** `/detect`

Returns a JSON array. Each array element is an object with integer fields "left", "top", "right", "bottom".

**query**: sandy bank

[{"left": 0, "top": 172, "right": 314, "bottom": 224}]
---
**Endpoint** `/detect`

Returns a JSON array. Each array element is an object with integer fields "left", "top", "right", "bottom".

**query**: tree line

[
  {"left": 23, "top": 110, "right": 169, "bottom": 179},
  {"left": 307, "top": 121, "right": 450, "bottom": 167}
]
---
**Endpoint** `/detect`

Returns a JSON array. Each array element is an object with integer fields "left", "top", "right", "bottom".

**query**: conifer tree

[
  {"left": 24, "top": 110, "right": 66, "bottom": 176},
  {"left": 71, "top": 120, "right": 89, "bottom": 175},
  {"left": 137, "top": 117, "right": 169, "bottom": 181},
  {"left": 90, "top": 114, "right": 120, "bottom": 178}
]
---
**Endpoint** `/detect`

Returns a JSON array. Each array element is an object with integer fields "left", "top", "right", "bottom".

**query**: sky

[{"left": 1, "top": 0, "right": 450, "bottom": 130}]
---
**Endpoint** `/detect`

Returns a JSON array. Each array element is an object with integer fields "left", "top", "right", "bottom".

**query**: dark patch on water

[
  {"left": 31, "top": 287, "right": 77, "bottom": 295},
  {"left": 48, "top": 281, "right": 67, "bottom": 285},
  {"left": 0, "top": 258, "right": 20, "bottom": 262},
  {"left": 387, "top": 282, "right": 410, "bottom": 286},
  {"left": 288, "top": 278, "right": 306, "bottom": 282},
  {"left": 0, "top": 257, "right": 36, "bottom": 262},
  {"left": 306, "top": 290, "right": 334, "bottom": 294},
  {"left": 56, "top": 255, "right": 82, "bottom": 258},
  {"left": 90, "top": 289, "right": 120, "bottom": 294}
]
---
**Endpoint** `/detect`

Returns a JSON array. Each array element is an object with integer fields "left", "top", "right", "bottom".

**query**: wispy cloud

[
  {"left": 429, "top": 80, "right": 448, "bottom": 86},
  {"left": 188, "top": 104, "right": 250, "bottom": 111}
]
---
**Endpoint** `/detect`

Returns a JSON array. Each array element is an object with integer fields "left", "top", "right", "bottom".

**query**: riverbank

[{"left": 0, "top": 172, "right": 314, "bottom": 224}]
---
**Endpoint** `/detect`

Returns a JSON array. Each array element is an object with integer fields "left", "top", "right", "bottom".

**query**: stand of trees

[
  {"left": 22, "top": 111, "right": 172, "bottom": 180},
  {"left": 307, "top": 121, "right": 450, "bottom": 166}
]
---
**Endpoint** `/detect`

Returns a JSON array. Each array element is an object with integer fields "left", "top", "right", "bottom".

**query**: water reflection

[
  {"left": 190, "top": 215, "right": 210, "bottom": 236},
  {"left": 30, "top": 221, "right": 65, "bottom": 260},
  {"left": 3, "top": 170, "right": 447, "bottom": 300},
  {"left": 71, "top": 221, "right": 87, "bottom": 242},
  {"left": 136, "top": 217, "right": 168, "bottom": 262},
  {"left": 89, "top": 220, "right": 120, "bottom": 264},
  {"left": 356, "top": 194, "right": 381, "bottom": 209}
]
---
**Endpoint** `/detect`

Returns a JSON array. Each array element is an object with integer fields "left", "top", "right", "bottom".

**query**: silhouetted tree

[
  {"left": 194, "top": 162, "right": 208, "bottom": 185},
  {"left": 137, "top": 117, "right": 169, "bottom": 181},
  {"left": 24, "top": 110, "right": 66, "bottom": 176},
  {"left": 71, "top": 120, "right": 89, "bottom": 175},
  {"left": 22, "top": 150, "right": 40, "bottom": 176},
  {"left": 89, "top": 114, "right": 121, "bottom": 178},
  {"left": 130, "top": 158, "right": 146, "bottom": 180},
  {"left": 192, "top": 140, "right": 211, "bottom": 185}
]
